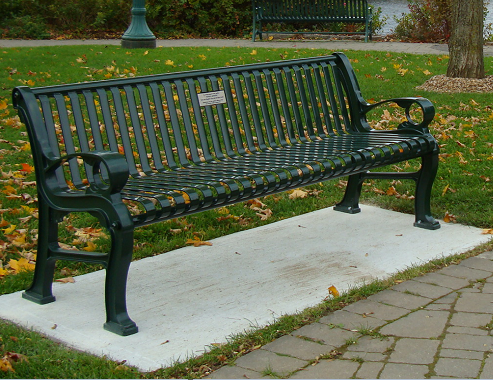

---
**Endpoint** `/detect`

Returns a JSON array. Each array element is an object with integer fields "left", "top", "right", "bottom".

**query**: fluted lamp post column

[{"left": 121, "top": 0, "right": 156, "bottom": 49}]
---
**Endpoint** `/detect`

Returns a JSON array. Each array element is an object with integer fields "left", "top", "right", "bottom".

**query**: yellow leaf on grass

[
  {"left": 11, "top": 234, "right": 26, "bottom": 247},
  {"left": 83, "top": 241, "right": 97, "bottom": 251},
  {"left": 186, "top": 237, "right": 213, "bottom": 247},
  {"left": 3, "top": 224, "right": 16, "bottom": 235},
  {"left": 328, "top": 285, "right": 340, "bottom": 297},
  {"left": 0, "top": 99, "right": 8, "bottom": 110},
  {"left": 9, "top": 258, "right": 35, "bottom": 273},
  {"left": 289, "top": 189, "right": 308, "bottom": 199},
  {"left": 0, "top": 357, "right": 15, "bottom": 372},
  {"left": 0, "top": 267, "right": 9, "bottom": 276}
]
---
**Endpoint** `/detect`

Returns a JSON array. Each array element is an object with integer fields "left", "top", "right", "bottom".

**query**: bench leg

[
  {"left": 103, "top": 224, "right": 139, "bottom": 336},
  {"left": 414, "top": 152, "right": 441, "bottom": 230},
  {"left": 333, "top": 172, "right": 364, "bottom": 214},
  {"left": 22, "top": 202, "right": 57, "bottom": 305}
]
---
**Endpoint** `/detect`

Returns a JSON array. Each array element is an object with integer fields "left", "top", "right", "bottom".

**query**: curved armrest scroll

[
  {"left": 364, "top": 97, "right": 435, "bottom": 133},
  {"left": 46, "top": 151, "right": 129, "bottom": 196}
]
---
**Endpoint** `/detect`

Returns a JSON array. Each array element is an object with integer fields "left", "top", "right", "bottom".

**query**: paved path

[
  {"left": 2, "top": 38, "right": 493, "bottom": 56},
  {"left": 2, "top": 37, "right": 493, "bottom": 378},
  {"left": 207, "top": 252, "right": 493, "bottom": 379}
]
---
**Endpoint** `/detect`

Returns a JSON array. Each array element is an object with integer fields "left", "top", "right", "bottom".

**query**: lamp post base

[{"left": 121, "top": 38, "right": 157, "bottom": 49}]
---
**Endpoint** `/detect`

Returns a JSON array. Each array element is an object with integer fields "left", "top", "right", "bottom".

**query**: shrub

[{"left": 393, "top": 0, "right": 451, "bottom": 42}]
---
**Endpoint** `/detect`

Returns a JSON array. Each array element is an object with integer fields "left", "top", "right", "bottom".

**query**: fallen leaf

[
  {"left": 289, "top": 189, "right": 308, "bottom": 199},
  {"left": 9, "top": 257, "right": 35, "bottom": 273},
  {"left": 186, "top": 237, "right": 213, "bottom": 247},
  {"left": 482, "top": 229, "right": 493, "bottom": 235},
  {"left": 328, "top": 285, "right": 340, "bottom": 297},
  {"left": 443, "top": 212, "right": 457, "bottom": 223},
  {"left": 55, "top": 277, "right": 75, "bottom": 283}
]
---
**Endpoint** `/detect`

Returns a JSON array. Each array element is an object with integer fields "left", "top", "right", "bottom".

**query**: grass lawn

[{"left": 0, "top": 44, "right": 492, "bottom": 378}]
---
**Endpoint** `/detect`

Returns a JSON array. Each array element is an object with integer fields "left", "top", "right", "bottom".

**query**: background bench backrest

[
  {"left": 253, "top": 0, "right": 370, "bottom": 20},
  {"left": 14, "top": 54, "right": 367, "bottom": 189}
]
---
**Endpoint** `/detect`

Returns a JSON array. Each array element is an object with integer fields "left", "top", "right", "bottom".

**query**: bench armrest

[
  {"left": 46, "top": 151, "right": 129, "bottom": 196},
  {"left": 363, "top": 97, "right": 435, "bottom": 134}
]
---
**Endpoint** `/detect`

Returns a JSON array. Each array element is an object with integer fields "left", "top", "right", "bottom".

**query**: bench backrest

[
  {"left": 13, "top": 53, "right": 367, "bottom": 190},
  {"left": 253, "top": 0, "right": 370, "bottom": 21}
]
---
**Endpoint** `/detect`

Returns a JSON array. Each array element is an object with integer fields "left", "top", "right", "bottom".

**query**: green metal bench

[
  {"left": 13, "top": 52, "right": 440, "bottom": 336},
  {"left": 252, "top": 0, "right": 372, "bottom": 42}
]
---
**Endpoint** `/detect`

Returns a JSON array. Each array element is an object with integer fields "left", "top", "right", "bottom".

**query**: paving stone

[
  {"left": 343, "top": 299, "right": 410, "bottom": 321},
  {"left": 342, "top": 351, "right": 388, "bottom": 362},
  {"left": 235, "top": 349, "right": 307, "bottom": 376},
  {"left": 481, "top": 283, "right": 493, "bottom": 293},
  {"left": 205, "top": 365, "right": 261, "bottom": 379},
  {"left": 480, "top": 354, "right": 493, "bottom": 378},
  {"left": 460, "top": 257, "right": 493, "bottom": 272},
  {"left": 319, "top": 310, "right": 387, "bottom": 331},
  {"left": 379, "top": 363, "right": 429, "bottom": 379},
  {"left": 413, "top": 272, "right": 470, "bottom": 289},
  {"left": 455, "top": 292, "right": 493, "bottom": 314},
  {"left": 366, "top": 289, "right": 431, "bottom": 310},
  {"left": 389, "top": 338, "right": 440, "bottom": 364},
  {"left": 292, "top": 323, "right": 358, "bottom": 348},
  {"left": 461, "top": 287, "right": 481, "bottom": 293},
  {"left": 355, "top": 361, "right": 385, "bottom": 378},
  {"left": 434, "top": 292, "right": 460, "bottom": 304},
  {"left": 380, "top": 310, "right": 449, "bottom": 338},
  {"left": 442, "top": 333, "right": 493, "bottom": 352},
  {"left": 262, "top": 335, "right": 334, "bottom": 361},
  {"left": 289, "top": 359, "right": 359, "bottom": 379},
  {"left": 447, "top": 326, "right": 489, "bottom": 336},
  {"left": 346, "top": 335, "right": 395, "bottom": 353},
  {"left": 425, "top": 303, "right": 454, "bottom": 311},
  {"left": 477, "top": 251, "right": 493, "bottom": 260},
  {"left": 439, "top": 348, "right": 485, "bottom": 360},
  {"left": 438, "top": 265, "right": 491, "bottom": 281},
  {"left": 391, "top": 280, "right": 453, "bottom": 299},
  {"left": 450, "top": 312, "right": 493, "bottom": 328},
  {"left": 434, "top": 357, "right": 482, "bottom": 378}
]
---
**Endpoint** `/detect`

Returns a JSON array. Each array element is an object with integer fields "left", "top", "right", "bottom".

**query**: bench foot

[
  {"left": 414, "top": 217, "right": 441, "bottom": 230},
  {"left": 104, "top": 320, "right": 138, "bottom": 336},
  {"left": 334, "top": 173, "right": 364, "bottom": 214}
]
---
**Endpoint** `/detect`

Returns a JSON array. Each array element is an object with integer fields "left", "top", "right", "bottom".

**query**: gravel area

[{"left": 416, "top": 74, "right": 493, "bottom": 93}]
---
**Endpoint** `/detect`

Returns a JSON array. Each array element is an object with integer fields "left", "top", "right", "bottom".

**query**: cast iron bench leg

[
  {"left": 22, "top": 202, "right": 57, "bottom": 305},
  {"left": 414, "top": 151, "right": 441, "bottom": 230},
  {"left": 333, "top": 172, "right": 365, "bottom": 214},
  {"left": 103, "top": 225, "right": 139, "bottom": 336}
]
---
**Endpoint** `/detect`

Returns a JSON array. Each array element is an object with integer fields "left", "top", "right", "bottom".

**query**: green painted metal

[
  {"left": 13, "top": 52, "right": 440, "bottom": 336},
  {"left": 121, "top": 0, "right": 156, "bottom": 49},
  {"left": 252, "top": 0, "right": 372, "bottom": 42}
]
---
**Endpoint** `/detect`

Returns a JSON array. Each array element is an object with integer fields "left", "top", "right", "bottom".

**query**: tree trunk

[{"left": 447, "top": 0, "right": 484, "bottom": 79}]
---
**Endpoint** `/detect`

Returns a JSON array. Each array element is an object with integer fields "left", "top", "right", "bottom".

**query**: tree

[{"left": 447, "top": 0, "right": 484, "bottom": 78}]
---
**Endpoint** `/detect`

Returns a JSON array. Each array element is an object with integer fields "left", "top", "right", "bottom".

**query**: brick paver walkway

[{"left": 207, "top": 251, "right": 493, "bottom": 379}]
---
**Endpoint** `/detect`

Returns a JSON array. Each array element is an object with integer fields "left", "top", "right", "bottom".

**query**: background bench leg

[
  {"left": 414, "top": 152, "right": 441, "bottom": 230},
  {"left": 22, "top": 202, "right": 57, "bottom": 305},
  {"left": 333, "top": 172, "right": 364, "bottom": 214},
  {"left": 103, "top": 225, "right": 138, "bottom": 336}
]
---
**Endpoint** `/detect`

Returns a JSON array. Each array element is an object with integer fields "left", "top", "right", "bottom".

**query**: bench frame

[
  {"left": 13, "top": 53, "right": 440, "bottom": 336},
  {"left": 252, "top": 0, "right": 373, "bottom": 42}
]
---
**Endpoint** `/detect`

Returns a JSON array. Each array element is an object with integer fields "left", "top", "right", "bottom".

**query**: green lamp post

[{"left": 121, "top": 0, "right": 156, "bottom": 49}]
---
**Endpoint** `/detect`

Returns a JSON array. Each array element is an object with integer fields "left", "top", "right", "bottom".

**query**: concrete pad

[{"left": 0, "top": 205, "right": 490, "bottom": 371}]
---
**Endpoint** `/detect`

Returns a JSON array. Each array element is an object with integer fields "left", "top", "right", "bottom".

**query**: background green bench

[{"left": 252, "top": 0, "right": 373, "bottom": 42}]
